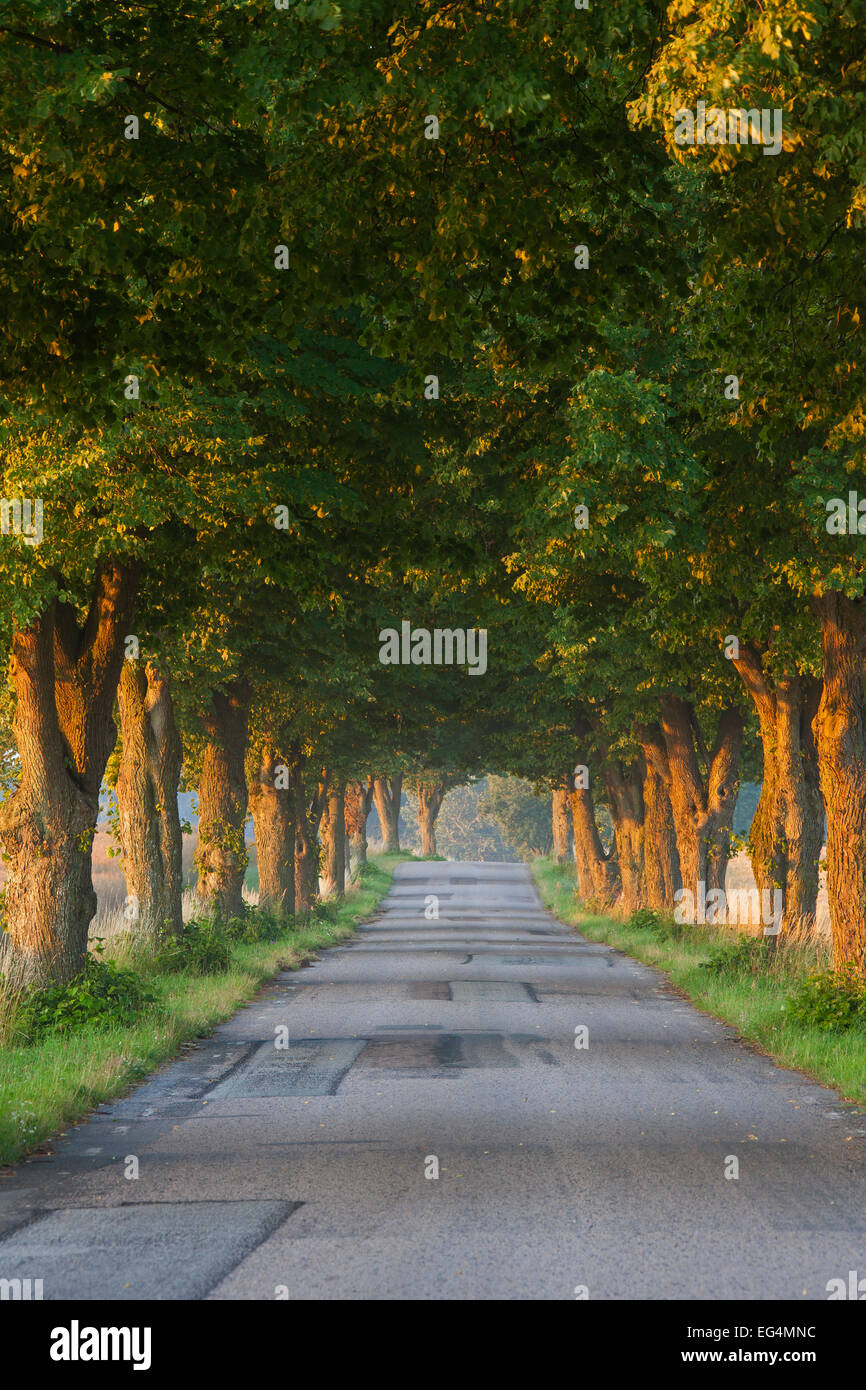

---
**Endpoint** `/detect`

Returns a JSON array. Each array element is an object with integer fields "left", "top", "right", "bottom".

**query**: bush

[
  {"left": 221, "top": 909, "right": 286, "bottom": 945},
  {"left": 309, "top": 898, "right": 339, "bottom": 926},
  {"left": 785, "top": 966, "right": 866, "bottom": 1031},
  {"left": 153, "top": 919, "right": 233, "bottom": 975},
  {"left": 702, "top": 935, "right": 772, "bottom": 977},
  {"left": 19, "top": 952, "right": 156, "bottom": 1038},
  {"left": 151, "top": 908, "right": 290, "bottom": 975},
  {"left": 628, "top": 908, "right": 664, "bottom": 932}
]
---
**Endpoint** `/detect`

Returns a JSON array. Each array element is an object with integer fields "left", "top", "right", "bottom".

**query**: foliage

[
  {"left": 151, "top": 919, "right": 233, "bottom": 976},
  {"left": 16, "top": 950, "right": 156, "bottom": 1039},
  {"left": 478, "top": 776, "right": 553, "bottom": 861},
  {"left": 785, "top": 967, "right": 866, "bottom": 1032},
  {"left": 0, "top": 3, "right": 864, "bottom": 994},
  {"left": 627, "top": 908, "right": 665, "bottom": 933},
  {"left": 701, "top": 936, "right": 773, "bottom": 977}
]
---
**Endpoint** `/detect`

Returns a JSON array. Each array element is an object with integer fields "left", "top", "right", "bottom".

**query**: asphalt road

[{"left": 1, "top": 861, "right": 864, "bottom": 1300}]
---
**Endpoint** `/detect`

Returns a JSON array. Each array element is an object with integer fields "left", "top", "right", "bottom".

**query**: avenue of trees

[{"left": 0, "top": 2, "right": 865, "bottom": 986}]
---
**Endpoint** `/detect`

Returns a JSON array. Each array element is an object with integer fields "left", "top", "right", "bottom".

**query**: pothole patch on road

[
  {"left": 206, "top": 1040, "right": 364, "bottom": 1099},
  {"left": 353, "top": 1032, "right": 520, "bottom": 1073},
  {"left": 0, "top": 1200, "right": 299, "bottom": 1300},
  {"left": 409, "top": 981, "right": 452, "bottom": 1000},
  {"left": 449, "top": 981, "right": 536, "bottom": 1002}
]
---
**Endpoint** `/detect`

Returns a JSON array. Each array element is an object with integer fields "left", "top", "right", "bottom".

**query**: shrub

[
  {"left": 310, "top": 898, "right": 339, "bottom": 926},
  {"left": 785, "top": 966, "right": 866, "bottom": 1031},
  {"left": 153, "top": 919, "right": 232, "bottom": 976},
  {"left": 221, "top": 909, "right": 286, "bottom": 945},
  {"left": 628, "top": 908, "right": 664, "bottom": 932},
  {"left": 19, "top": 952, "right": 156, "bottom": 1038},
  {"left": 702, "top": 935, "right": 772, "bottom": 977}
]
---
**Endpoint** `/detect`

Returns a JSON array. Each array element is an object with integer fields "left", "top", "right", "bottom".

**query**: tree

[{"left": 480, "top": 776, "right": 553, "bottom": 862}]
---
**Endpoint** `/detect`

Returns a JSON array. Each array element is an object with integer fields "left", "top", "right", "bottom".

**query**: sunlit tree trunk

[
  {"left": 248, "top": 745, "right": 294, "bottom": 918},
  {"left": 195, "top": 679, "right": 250, "bottom": 919},
  {"left": 638, "top": 736, "right": 681, "bottom": 910},
  {"left": 811, "top": 593, "right": 866, "bottom": 972},
  {"left": 0, "top": 564, "right": 138, "bottom": 984},
  {"left": 552, "top": 783, "right": 572, "bottom": 865},
  {"left": 568, "top": 782, "right": 620, "bottom": 909},
  {"left": 732, "top": 647, "right": 823, "bottom": 936},
  {"left": 116, "top": 659, "right": 183, "bottom": 939},
  {"left": 658, "top": 698, "right": 742, "bottom": 900}
]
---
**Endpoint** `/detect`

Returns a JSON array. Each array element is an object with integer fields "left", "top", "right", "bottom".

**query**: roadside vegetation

[
  {"left": 533, "top": 859, "right": 866, "bottom": 1107},
  {"left": 0, "top": 855, "right": 405, "bottom": 1167}
]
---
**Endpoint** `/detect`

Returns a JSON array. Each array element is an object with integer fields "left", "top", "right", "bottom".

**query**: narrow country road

[{"left": 1, "top": 862, "right": 864, "bottom": 1300}]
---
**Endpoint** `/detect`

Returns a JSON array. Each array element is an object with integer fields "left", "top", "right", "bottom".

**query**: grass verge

[
  {"left": 0, "top": 853, "right": 407, "bottom": 1167},
  {"left": 532, "top": 858, "right": 866, "bottom": 1106}
]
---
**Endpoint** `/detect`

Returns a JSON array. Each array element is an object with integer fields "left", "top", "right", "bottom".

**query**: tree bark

[
  {"left": 372, "top": 773, "right": 401, "bottom": 852},
  {"left": 732, "top": 650, "right": 782, "bottom": 917},
  {"left": 195, "top": 679, "right": 250, "bottom": 919},
  {"left": 640, "top": 746, "right": 681, "bottom": 910},
  {"left": 776, "top": 675, "right": 823, "bottom": 934},
  {"left": 603, "top": 762, "right": 647, "bottom": 916},
  {"left": 658, "top": 698, "right": 743, "bottom": 899},
  {"left": 552, "top": 784, "right": 572, "bottom": 865},
  {"left": 372, "top": 774, "right": 402, "bottom": 852},
  {"left": 416, "top": 779, "right": 446, "bottom": 857},
  {"left": 811, "top": 593, "right": 866, "bottom": 971},
  {"left": 0, "top": 564, "right": 138, "bottom": 984},
  {"left": 248, "top": 745, "right": 294, "bottom": 918},
  {"left": 568, "top": 781, "right": 620, "bottom": 909},
  {"left": 116, "top": 659, "right": 183, "bottom": 939},
  {"left": 732, "top": 646, "right": 823, "bottom": 936},
  {"left": 289, "top": 753, "right": 318, "bottom": 917},
  {"left": 344, "top": 777, "right": 373, "bottom": 869},
  {"left": 796, "top": 674, "right": 824, "bottom": 929},
  {"left": 318, "top": 777, "right": 346, "bottom": 898}
]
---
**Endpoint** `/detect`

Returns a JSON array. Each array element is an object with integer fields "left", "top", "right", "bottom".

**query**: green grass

[
  {"left": 0, "top": 853, "right": 409, "bottom": 1167},
  {"left": 532, "top": 858, "right": 866, "bottom": 1106}
]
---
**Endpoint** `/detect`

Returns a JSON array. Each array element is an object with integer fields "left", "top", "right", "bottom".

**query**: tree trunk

[
  {"left": 116, "top": 659, "right": 183, "bottom": 939},
  {"left": 659, "top": 698, "right": 742, "bottom": 899},
  {"left": 372, "top": 774, "right": 402, "bottom": 852},
  {"left": 195, "top": 680, "right": 250, "bottom": 919},
  {"left": 732, "top": 648, "right": 824, "bottom": 935},
  {"left": 416, "top": 780, "right": 446, "bottom": 857},
  {"left": 344, "top": 778, "right": 372, "bottom": 869},
  {"left": 796, "top": 674, "right": 824, "bottom": 930},
  {"left": 732, "top": 650, "right": 783, "bottom": 916},
  {"left": 641, "top": 754, "right": 681, "bottom": 910},
  {"left": 319, "top": 778, "right": 346, "bottom": 898},
  {"left": 289, "top": 754, "right": 318, "bottom": 917},
  {"left": 776, "top": 675, "right": 823, "bottom": 934},
  {"left": 811, "top": 593, "right": 866, "bottom": 972},
  {"left": 0, "top": 564, "right": 138, "bottom": 984},
  {"left": 603, "top": 762, "right": 646, "bottom": 916},
  {"left": 551, "top": 784, "right": 572, "bottom": 865},
  {"left": 568, "top": 782, "right": 620, "bottom": 909},
  {"left": 248, "top": 745, "right": 294, "bottom": 918}
]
